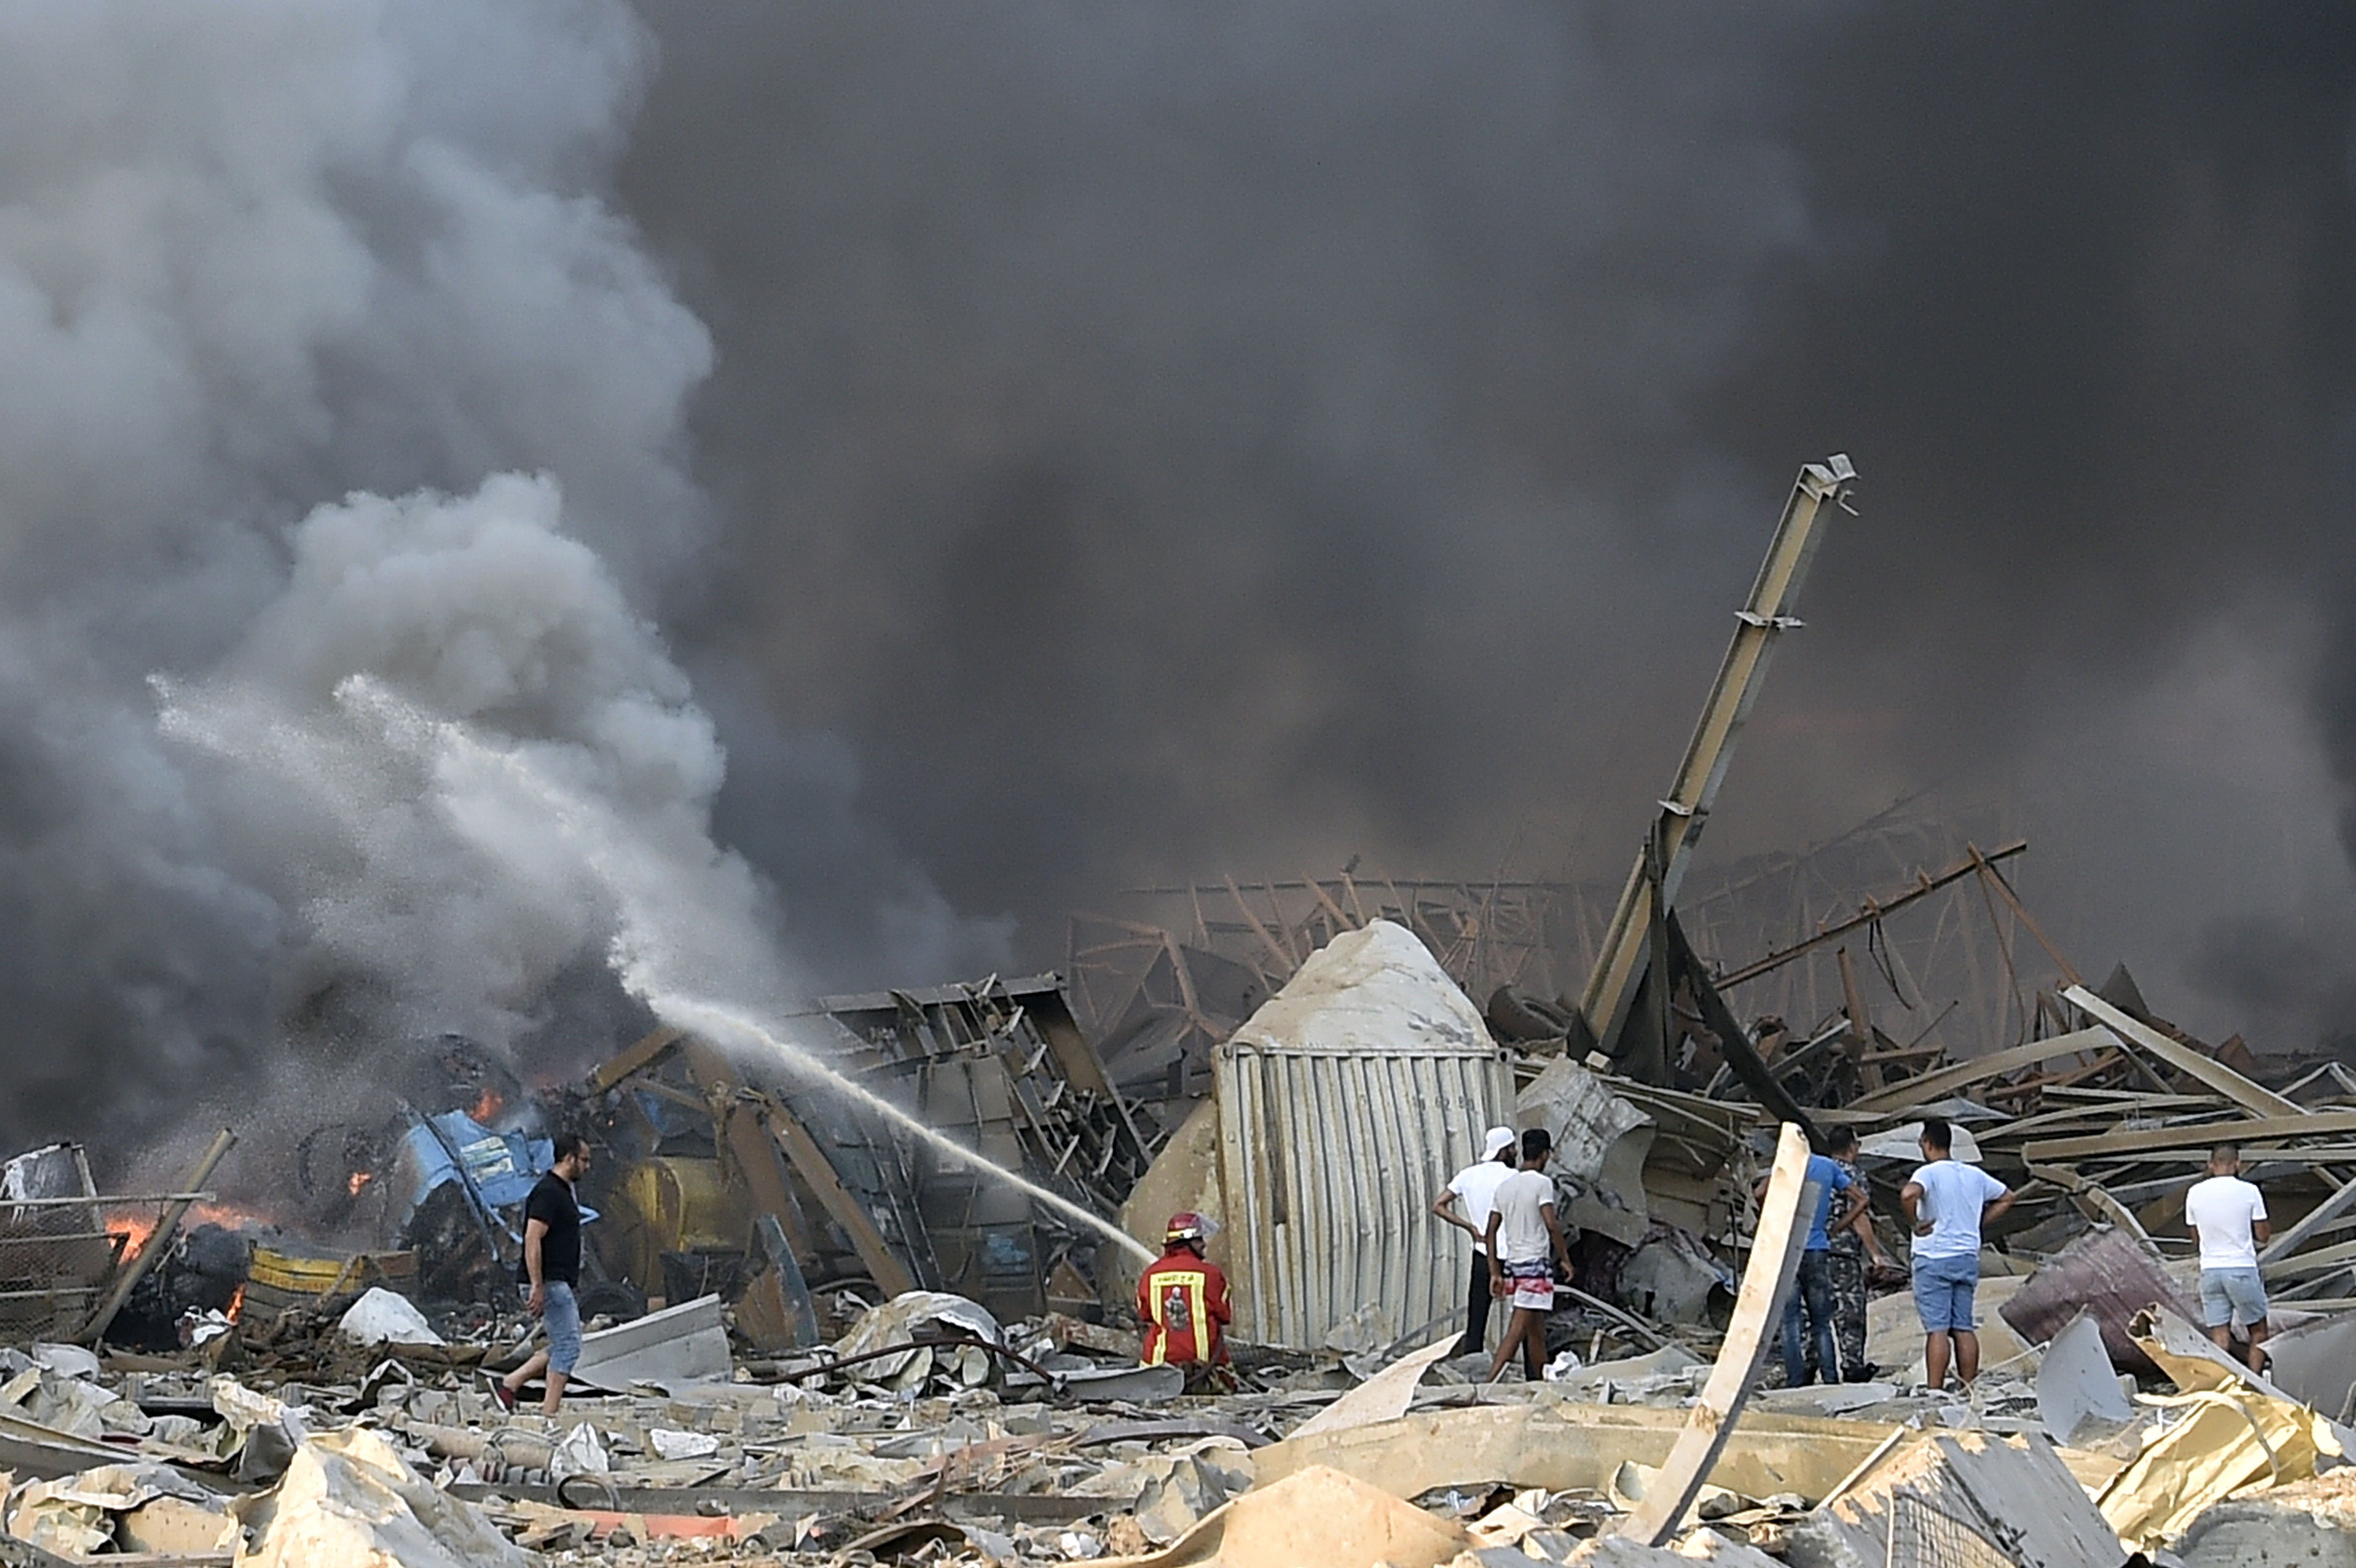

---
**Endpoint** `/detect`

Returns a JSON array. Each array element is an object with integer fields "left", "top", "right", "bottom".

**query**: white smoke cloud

[
  {"left": 160, "top": 472, "right": 793, "bottom": 1051},
  {"left": 0, "top": 1, "right": 986, "bottom": 1152}
]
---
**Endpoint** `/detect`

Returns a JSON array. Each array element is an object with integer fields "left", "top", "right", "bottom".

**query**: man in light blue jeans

[
  {"left": 495, "top": 1133, "right": 592, "bottom": 1415},
  {"left": 1900, "top": 1117, "right": 2012, "bottom": 1392},
  {"left": 2185, "top": 1143, "right": 2271, "bottom": 1372}
]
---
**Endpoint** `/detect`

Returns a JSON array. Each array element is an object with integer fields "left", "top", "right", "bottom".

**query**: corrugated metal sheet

[{"left": 1214, "top": 1034, "right": 1511, "bottom": 1350}]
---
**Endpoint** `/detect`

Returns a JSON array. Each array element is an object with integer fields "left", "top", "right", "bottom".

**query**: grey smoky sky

[
  {"left": 621, "top": 3, "right": 2356, "bottom": 1048},
  {"left": 7, "top": 1, "right": 2356, "bottom": 1167}
]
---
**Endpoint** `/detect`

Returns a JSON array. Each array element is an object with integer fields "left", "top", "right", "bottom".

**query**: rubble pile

[{"left": 17, "top": 908, "right": 2356, "bottom": 1568}]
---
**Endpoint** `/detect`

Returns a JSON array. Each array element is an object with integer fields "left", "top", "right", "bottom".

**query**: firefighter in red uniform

[{"left": 1137, "top": 1212, "right": 1233, "bottom": 1389}]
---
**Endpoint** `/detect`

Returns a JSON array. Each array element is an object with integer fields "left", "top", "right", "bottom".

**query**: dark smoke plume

[
  {"left": 10, "top": 0, "right": 2356, "bottom": 1177},
  {"left": 618, "top": 3, "right": 2356, "bottom": 1047}
]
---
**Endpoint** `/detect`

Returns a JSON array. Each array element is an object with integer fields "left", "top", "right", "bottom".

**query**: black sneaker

[{"left": 486, "top": 1374, "right": 517, "bottom": 1414}]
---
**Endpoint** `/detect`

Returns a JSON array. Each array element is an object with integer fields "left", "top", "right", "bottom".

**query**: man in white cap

[{"left": 1432, "top": 1125, "right": 1520, "bottom": 1356}]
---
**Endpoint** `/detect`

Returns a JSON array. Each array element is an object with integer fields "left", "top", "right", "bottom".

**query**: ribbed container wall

[{"left": 1213, "top": 1039, "right": 1511, "bottom": 1350}]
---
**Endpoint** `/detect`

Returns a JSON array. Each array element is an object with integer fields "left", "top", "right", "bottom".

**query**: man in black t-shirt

[{"left": 492, "top": 1133, "right": 592, "bottom": 1415}]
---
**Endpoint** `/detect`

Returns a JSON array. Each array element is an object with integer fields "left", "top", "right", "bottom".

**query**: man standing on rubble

[
  {"left": 1139, "top": 1212, "right": 1233, "bottom": 1389},
  {"left": 2185, "top": 1143, "right": 2272, "bottom": 1372},
  {"left": 1900, "top": 1117, "right": 2011, "bottom": 1392},
  {"left": 1432, "top": 1125, "right": 1519, "bottom": 1357},
  {"left": 1821, "top": 1125, "right": 1895, "bottom": 1383},
  {"left": 1774, "top": 1134, "right": 1855, "bottom": 1387},
  {"left": 492, "top": 1132, "right": 592, "bottom": 1416},
  {"left": 1484, "top": 1127, "right": 1576, "bottom": 1383}
]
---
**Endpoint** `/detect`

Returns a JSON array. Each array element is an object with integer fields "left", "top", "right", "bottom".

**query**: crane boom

[{"left": 1576, "top": 454, "right": 1856, "bottom": 1060}]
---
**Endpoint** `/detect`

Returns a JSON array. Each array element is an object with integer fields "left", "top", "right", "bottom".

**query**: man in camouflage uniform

[{"left": 1818, "top": 1124, "right": 1892, "bottom": 1382}]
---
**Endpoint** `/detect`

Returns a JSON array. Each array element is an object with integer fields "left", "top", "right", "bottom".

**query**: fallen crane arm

[{"left": 1579, "top": 455, "right": 1857, "bottom": 1060}]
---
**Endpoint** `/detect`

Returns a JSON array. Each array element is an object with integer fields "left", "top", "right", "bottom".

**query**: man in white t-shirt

[
  {"left": 1483, "top": 1127, "right": 1575, "bottom": 1383},
  {"left": 1899, "top": 1116, "right": 2012, "bottom": 1392},
  {"left": 2184, "top": 1143, "right": 2271, "bottom": 1372},
  {"left": 1432, "top": 1125, "right": 1519, "bottom": 1356}
]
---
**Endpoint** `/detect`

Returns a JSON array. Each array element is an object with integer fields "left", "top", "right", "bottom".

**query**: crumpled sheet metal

[
  {"left": 2097, "top": 1307, "right": 2353, "bottom": 1550},
  {"left": 1254, "top": 1400, "right": 1894, "bottom": 1505},
  {"left": 832, "top": 1291, "right": 1004, "bottom": 1384},
  {"left": 1517, "top": 1060, "right": 1656, "bottom": 1247},
  {"left": 4, "top": 1462, "right": 212, "bottom": 1558},
  {"left": 2131, "top": 1303, "right": 2356, "bottom": 1450},
  {"left": 1288, "top": 1338, "right": 1459, "bottom": 1443},
  {"left": 2097, "top": 1387, "right": 2342, "bottom": 1550},
  {"left": 2000, "top": 1226, "right": 2199, "bottom": 1375},
  {"left": 232, "top": 1426, "right": 531, "bottom": 1568},
  {"left": 2036, "top": 1311, "right": 2135, "bottom": 1446}
]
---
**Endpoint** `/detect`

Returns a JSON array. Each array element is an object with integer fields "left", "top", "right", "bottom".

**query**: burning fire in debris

[
  {"left": 348, "top": 1170, "right": 373, "bottom": 1198},
  {"left": 105, "top": 1203, "right": 268, "bottom": 1262}
]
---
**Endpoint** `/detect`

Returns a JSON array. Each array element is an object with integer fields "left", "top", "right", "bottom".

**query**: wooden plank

[
  {"left": 1835, "top": 947, "right": 1880, "bottom": 1092},
  {"left": 1845, "top": 1027, "right": 2113, "bottom": 1116},
  {"left": 1617, "top": 1122, "right": 1812, "bottom": 1547},
  {"left": 1970, "top": 847, "right": 2083, "bottom": 987},
  {"left": 2063, "top": 985, "right": 2300, "bottom": 1120},
  {"left": 2261, "top": 1168, "right": 2356, "bottom": 1265},
  {"left": 2023, "top": 1111, "right": 2356, "bottom": 1164},
  {"left": 680, "top": 1042, "right": 917, "bottom": 1298},
  {"left": 82, "top": 1129, "right": 235, "bottom": 1346},
  {"left": 762, "top": 1099, "right": 919, "bottom": 1299},
  {"left": 2024, "top": 1162, "right": 2153, "bottom": 1244},
  {"left": 588, "top": 1026, "right": 685, "bottom": 1095}
]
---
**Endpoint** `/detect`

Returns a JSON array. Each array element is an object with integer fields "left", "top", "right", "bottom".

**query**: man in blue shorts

[
  {"left": 2184, "top": 1143, "right": 2271, "bottom": 1372},
  {"left": 1899, "top": 1117, "right": 2011, "bottom": 1392},
  {"left": 492, "top": 1132, "right": 592, "bottom": 1415}
]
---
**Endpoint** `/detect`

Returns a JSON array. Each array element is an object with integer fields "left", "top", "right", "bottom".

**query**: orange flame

[
  {"left": 226, "top": 1285, "right": 246, "bottom": 1324},
  {"left": 347, "top": 1170, "right": 374, "bottom": 1198},
  {"left": 105, "top": 1203, "right": 267, "bottom": 1262}
]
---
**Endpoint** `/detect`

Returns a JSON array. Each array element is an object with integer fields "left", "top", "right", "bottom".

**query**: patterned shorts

[{"left": 1504, "top": 1258, "right": 1556, "bottom": 1312}]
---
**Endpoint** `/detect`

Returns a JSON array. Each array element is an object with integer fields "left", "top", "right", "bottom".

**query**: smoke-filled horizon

[
  {"left": 6, "top": 3, "right": 2356, "bottom": 1166},
  {"left": 617, "top": 2, "right": 2356, "bottom": 1053}
]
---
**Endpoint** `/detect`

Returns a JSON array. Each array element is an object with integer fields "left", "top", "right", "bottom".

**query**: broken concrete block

[
  {"left": 2174, "top": 1467, "right": 2356, "bottom": 1568},
  {"left": 1786, "top": 1429, "right": 2126, "bottom": 1568}
]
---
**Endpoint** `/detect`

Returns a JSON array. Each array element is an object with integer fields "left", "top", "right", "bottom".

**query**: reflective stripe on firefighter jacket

[{"left": 1137, "top": 1251, "right": 1232, "bottom": 1367}]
